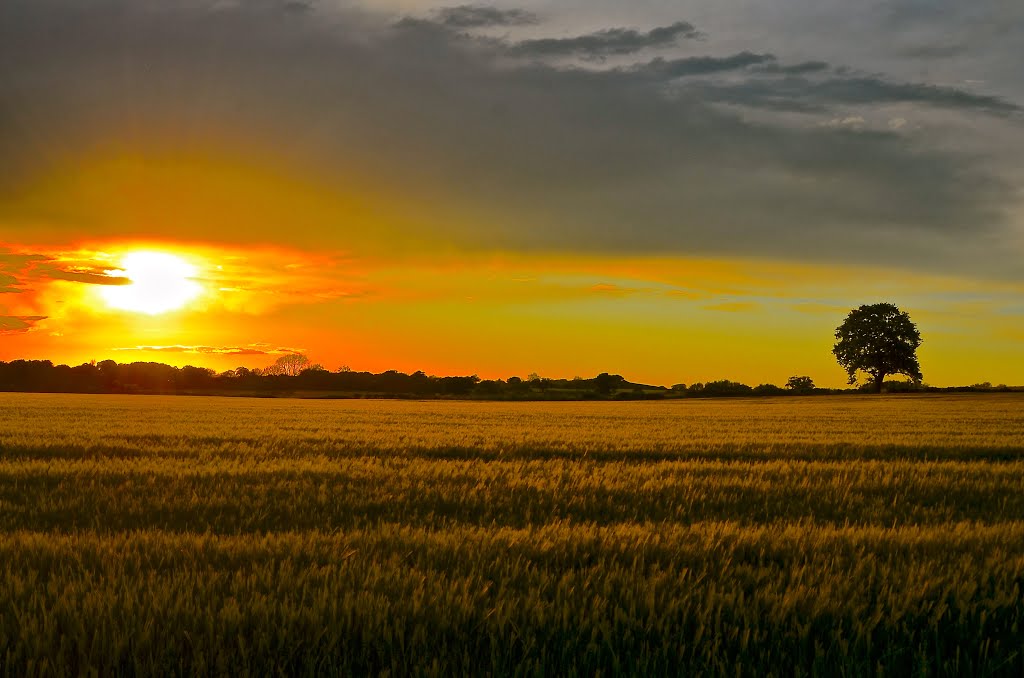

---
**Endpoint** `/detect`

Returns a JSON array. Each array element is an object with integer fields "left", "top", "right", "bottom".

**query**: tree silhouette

[
  {"left": 267, "top": 353, "right": 312, "bottom": 377},
  {"left": 785, "top": 376, "right": 815, "bottom": 393},
  {"left": 593, "top": 373, "right": 626, "bottom": 395},
  {"left": 833, "top": 303, "right": 922, "bottom": 393}
]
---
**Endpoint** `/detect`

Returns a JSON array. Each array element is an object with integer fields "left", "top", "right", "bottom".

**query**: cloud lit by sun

[{"left": 99, "top": 251, "right": 203, "bottom": 315}]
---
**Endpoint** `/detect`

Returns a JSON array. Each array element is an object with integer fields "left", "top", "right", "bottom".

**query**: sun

[{"left": 100, "top": 251, "right": 203, "bottom": 315}]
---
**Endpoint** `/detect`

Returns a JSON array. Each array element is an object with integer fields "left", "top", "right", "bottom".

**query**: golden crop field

[{"left": 1, "top": 393, "right": 1023, "bottom": 675}]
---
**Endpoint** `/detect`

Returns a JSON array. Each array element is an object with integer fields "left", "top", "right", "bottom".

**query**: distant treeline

[{"left": 0, "top": 359, "right": 1019, "bottom": 399}]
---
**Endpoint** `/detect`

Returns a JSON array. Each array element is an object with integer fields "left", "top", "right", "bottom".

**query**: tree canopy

[
  {"left": 833, "top": 303, "right": 922, "bottom": 392},
  {"left": 785, "top": 376, "right": 816, "bottom": 393}
]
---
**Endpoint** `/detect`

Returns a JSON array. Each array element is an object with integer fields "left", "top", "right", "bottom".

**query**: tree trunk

[{"left": 874, "top": 371, "right": 886, "bottom": 393}]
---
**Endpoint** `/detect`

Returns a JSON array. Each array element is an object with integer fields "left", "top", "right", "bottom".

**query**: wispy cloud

[
  {"left": 631, "top": 51, "right": 775, "bottom": 78},
  {"left": 0, "top": 243, "right": 376, "bottom": 367},
  {"left": 511, "top": 21, "right": 703, "bottom": 60},
  {"left": 0, "top": 274, "right": 20, "bottom": 294},
  {"left": 790, "top": 302, "right": 849, "bottom": 315},
  {"left": 704, "top": 302, "right": 759, "bottom": 313},
  {"left": 34, "top": 266, "right": 131, "bottom": 286},
  {"left": 0, "top": 315, "right": 47, "bottom": 334},
  {"left": 590, "top": 283, "right": 641, "bottom": 295},
  {"left": 434, "top": 5, "right": 538, "bottom": 28},
  {"left": 666, "top": 289, "right": 710, "bottom": 301},
  {"left": 0, "top": 249, "right": 131, "bottom": 289},
  {"left": 113, "top": 344, "right": 303, "bottom": 356}
]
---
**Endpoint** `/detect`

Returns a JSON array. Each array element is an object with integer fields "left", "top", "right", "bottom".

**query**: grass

[{"left": 0, "top": 393, "right": 1022, "bottom": 675}]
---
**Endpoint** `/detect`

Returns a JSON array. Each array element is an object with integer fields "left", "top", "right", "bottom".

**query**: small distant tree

[
  {"left": 833, "top": 303, "right": 922, "bottom": 393},
  {"left": 593, "top": 373, "right": 626, "bottom": 395},
  {"left": 785, "top": 376, "right": 815, "bottom": 393},
  {"left": 529, "top": 376, "right": 551, "bottom": 393}
]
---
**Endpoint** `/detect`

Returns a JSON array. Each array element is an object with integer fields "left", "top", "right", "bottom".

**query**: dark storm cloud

[
  {"left": 435, "top": 5, "right": 538, "bottom": 28},
  {"left": 0, "top": 1, "right": 1020, "bottom": 279},
  {"left": 511, "top": 21, "right": 703, "bottom": 59}
]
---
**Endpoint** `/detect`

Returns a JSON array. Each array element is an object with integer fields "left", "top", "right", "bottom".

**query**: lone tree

[{"left": 833, "top": 303, "right": 922, "bottom": 393}]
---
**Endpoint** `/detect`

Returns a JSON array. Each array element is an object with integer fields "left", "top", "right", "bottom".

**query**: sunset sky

[{"left": 2, "top": 0, "right": 1022, "bottom": 387}]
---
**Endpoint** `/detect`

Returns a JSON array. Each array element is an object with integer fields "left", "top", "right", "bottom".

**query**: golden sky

[
  {"left": 1, "top": 1, "right": 1022, "bottom": 387},
  {"left": 3, "top": 232, "right": 1022, "bottom": 387}
]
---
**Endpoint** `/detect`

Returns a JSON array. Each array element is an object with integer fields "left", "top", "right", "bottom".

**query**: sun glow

[{"left": 100, "top": 251, "right": 203, "bottom": 315}]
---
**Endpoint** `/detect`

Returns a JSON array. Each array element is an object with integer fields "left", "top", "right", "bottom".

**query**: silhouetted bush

[
  {"left": 688, "top": 380, "right": 754, "bottom": 397},
  {"left": 753, "top": 383, "right": 786, "bottom": 396}
]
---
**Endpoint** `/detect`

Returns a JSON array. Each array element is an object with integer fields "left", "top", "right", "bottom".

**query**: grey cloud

[
  {"left": 897, "top": 42, "right": 967, "bottom": 59},
  {"left": 0, "top": 253, "right": 47, "bottom": 271},
  {"left": 0, "top": 251, "right": 130, "bottom": 288},
  {"left": 681, "top": 81, "right": 829, "bottom": 113},
  {"left": 753, "top": 60, "right": 830, "bottom": 75},
  {"left": 0, "top": 316, "right": 46, "bottom": 334},
  {"left": 511, "top": 21, "right": 703, "bottom": 59},
  {"left": 633, "top": 51, "right": 776, "bottom": 78},
  {"left": 0, "top": 253, "right": 46, "bottom": 293},
  {"left": 0, "top": 1, "right": 1020, "bottom": 279},
  {"left": 0, "top": 275, "right": 20, "bottom": 294},
  {"left": 687, "top": 74, "right": 1023, "bottom": 117},
  {"left": 435, "top": 5, "right": 538, "bottom": 28},
  {"left": 883, "top": 0, "right": 1024, "bottom": 43},
  {"left": 207, "top": 0, "right": 311, "bottom": 14},
  {"left": 874, "top": 0, "right": 1024, "bottom": 89},
  {"left": 33, "top": 265, "right": 132, "bottom": 286},
  {"left": 810, "top": 77, "right": 1022, "bottom": 115}
]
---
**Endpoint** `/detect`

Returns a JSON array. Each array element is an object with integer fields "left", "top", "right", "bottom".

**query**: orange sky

[
  {"left": 3, "top": 234, "right": 1023, "bottom": 387},
  {"left": 2, "top": 2, "right": 1022, "bottom": 387}
]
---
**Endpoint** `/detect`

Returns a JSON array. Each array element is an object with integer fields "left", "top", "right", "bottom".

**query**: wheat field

[{"left": 1, "top": 393, "right": 1022, "bottom": 675}]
